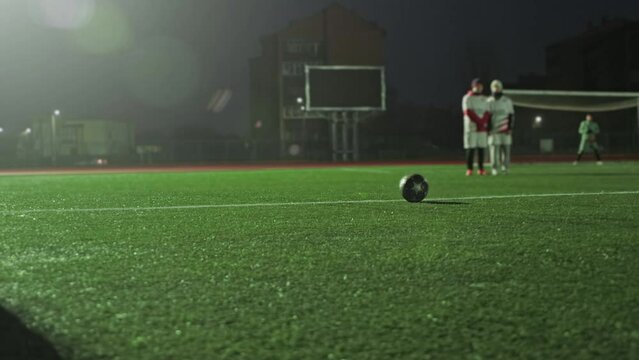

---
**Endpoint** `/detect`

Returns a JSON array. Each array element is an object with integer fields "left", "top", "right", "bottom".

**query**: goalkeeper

[{"left": 573, "top": 114, "right": 603, "bottom": 165}]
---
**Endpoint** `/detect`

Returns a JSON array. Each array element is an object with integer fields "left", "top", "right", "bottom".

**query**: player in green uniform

[{"left": 573, "top": 114, "right": 603, "bottom": 165}]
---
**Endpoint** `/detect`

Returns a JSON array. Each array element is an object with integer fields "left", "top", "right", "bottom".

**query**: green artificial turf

[{"left": 1, "top": 162, "right": 638, "bottom": 359}]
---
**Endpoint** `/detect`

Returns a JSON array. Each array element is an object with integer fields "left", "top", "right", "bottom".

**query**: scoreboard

[{"left": 305, "top": 66, "right": 386, "bottom": 111}]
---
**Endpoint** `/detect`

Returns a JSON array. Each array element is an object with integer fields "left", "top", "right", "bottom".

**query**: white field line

[{"left": 1, "top": 190, "right": 638, "bottom": 216}]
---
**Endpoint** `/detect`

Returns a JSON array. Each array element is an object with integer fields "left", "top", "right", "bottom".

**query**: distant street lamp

[{"left": 51, "top": 110, "right": 61, "bottom": 166}]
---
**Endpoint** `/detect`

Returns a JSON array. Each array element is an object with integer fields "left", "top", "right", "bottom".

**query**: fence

[{"left": 2, "top": 133, "right": 638, "bottom": 168}]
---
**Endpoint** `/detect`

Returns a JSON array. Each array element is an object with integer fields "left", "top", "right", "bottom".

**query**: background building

[
  {"left": 27, "top": 118, "right": 135, "bottom": 166},
  {"left": 250, "top": 3, "right": 385, "bottom": 160},
  {"left": 545, "top": 18, "right": 639, "bottom": 91},
  {"left": 511, "top": 18, "right": 639, "bottom": 154}
]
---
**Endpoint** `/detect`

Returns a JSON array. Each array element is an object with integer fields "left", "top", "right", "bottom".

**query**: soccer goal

[{"left": 503, "top": 89, "right": 639, "bottom": 152}]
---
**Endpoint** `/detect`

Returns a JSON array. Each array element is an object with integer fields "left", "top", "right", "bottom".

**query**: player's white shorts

[
  {"left": 464, "top": 132, "right": 488, "bottom": 149},
  {"left": 488, "top": 133, "right": 512, "bottom": 146}
]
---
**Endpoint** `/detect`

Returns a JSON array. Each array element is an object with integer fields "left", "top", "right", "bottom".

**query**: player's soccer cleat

[
  {"left": 491, "top": 168, "right": 498, "bottom": 176},
  {"left": 477, "top": 169, "right": 487, "bottom": 176},
  {"left": 465, "top": 169, "right": 473, "bottom": 176}
]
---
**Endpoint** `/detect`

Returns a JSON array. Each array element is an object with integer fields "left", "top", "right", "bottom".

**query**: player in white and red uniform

[
  {"left": 462, "top": 78, "right": 491, "bottom": 176},
  {"left": 487, "top": 80, "right": 514, "bottom": 175}
]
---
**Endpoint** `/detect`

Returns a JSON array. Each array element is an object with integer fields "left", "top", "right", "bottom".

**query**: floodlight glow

[
  {"left": 71, "top": 1, "right": 132, "bottom": 55},
  {"left": 28, "top": 0, "right": 96, "bottom": 30}
]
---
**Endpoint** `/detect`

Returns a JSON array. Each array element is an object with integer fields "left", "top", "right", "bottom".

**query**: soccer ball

[{"left": 399, "top": 174, "right": 429, "bottom": 203}]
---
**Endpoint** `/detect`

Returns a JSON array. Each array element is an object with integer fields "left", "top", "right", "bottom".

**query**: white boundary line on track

[{"left": 2, "top": 190, "right": 638, "bottom": 215}]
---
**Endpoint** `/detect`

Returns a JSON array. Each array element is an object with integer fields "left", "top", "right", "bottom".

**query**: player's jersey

[
  {"left": 487, "top": 95, "right": 514, "bottom": 133},
  {"left": 578, "top": 120, "right": 599, "bottom": 137},
  {"left": 578, "top": 120, "right": 601, "bottom": 152},
  {"left": 462, "top": 91, "right": 490, "bottom": 133}
]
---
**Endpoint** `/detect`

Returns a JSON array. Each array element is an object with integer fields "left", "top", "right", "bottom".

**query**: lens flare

[
  {"left": 28, "top": 0, "right": 96, "bottom": 30},
  {"left": 207, "top": 89, "right": 233, "bottom": 113},
  {"left": 71, "top": 1, "right": 132, "bottom": 54}
]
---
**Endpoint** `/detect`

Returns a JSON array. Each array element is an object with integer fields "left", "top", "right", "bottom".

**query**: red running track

[{"left": 0, "top": 154, "right": 637, "bottom": 176}]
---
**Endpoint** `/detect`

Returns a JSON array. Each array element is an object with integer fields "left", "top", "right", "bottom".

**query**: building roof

[
  {"left": 547, "top": 18, "right": 639, "bottom": 49},
  {"left": 264, "top": 2, "right": 386, "bottom": 40}
]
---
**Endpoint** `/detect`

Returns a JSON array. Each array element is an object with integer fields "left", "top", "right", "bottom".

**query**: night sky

[{"left": 1, "top": 0, "right": 638, "bottom": 136}]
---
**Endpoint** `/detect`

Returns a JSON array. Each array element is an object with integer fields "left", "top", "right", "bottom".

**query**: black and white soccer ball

[{"left": 399, "top": 174, "right": 429, "bottom": 203}]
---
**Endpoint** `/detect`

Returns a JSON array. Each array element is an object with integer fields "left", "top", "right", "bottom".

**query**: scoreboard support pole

[
  {"left": 331, "top": 113, "right": 339, "bottom": 162},
  {"left": 353, "top": 112, "right": 360, "bottom": 162},
  {"left": 636, "top": 97, "right": 639, "bottom": 147},
  {"left": 341, "top": 113, "right": 350, "bottom": 162},
  {"left": 328, "top": 112, "right": 363, "bottom": 162}
]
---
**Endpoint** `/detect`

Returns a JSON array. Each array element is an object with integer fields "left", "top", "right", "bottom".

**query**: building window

[
  {"left": 285, "top": 41, "right": 321, "bottom": 56},
  {"left": 281, "top": 61, "right": 324, "bottom": 77}
]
